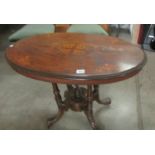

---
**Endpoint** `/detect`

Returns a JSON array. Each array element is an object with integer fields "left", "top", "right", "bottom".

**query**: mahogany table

[{"left": 6, "top": 33, "right": 146, "bottom": 129}]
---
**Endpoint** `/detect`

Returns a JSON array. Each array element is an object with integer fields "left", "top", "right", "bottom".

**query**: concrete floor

[{"left": 0, "top": 27, "right": 155, "bottom": 130}]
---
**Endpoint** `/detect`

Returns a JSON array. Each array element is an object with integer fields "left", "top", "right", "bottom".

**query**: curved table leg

[
  {"left": 47, "top": 84, "right": 110, "bottom": 129},
  {"left": 84, "top": 85, "right": 98, "bottom": 130},
  {"left": 96, "top": 97, "right": 111, "bottom": 105},
  {"left": 47, "top": 110, "right": 64, "bottom": 129},
  {"left": 47, "top": 83, "right": 65, "bottom": 129},
  {"left": 84, "top": 110, "right": 98, "bottom": 129},
  {"left": 93, "top": 85, "right": 111, "bottom": 105}
]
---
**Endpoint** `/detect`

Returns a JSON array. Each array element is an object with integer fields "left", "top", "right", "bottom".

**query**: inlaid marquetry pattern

[{"left": 6, "top": 33, "right": 146, "bottom": 84}]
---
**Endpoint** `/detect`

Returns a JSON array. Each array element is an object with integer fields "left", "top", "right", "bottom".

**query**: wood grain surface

[{"left": 6, "top": 33, "right": 146, "bottom": 84}]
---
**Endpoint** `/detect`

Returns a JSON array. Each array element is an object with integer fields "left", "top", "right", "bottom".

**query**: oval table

[{"left": 6, "top": 33, "right": 146, "bottom": 129}]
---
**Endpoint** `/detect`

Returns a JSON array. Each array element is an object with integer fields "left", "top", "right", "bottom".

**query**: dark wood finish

[
  {"left": 5, "top": 33, "right": 146, "bottom": 129},
  {"left": 6, "top": 33, "right": 146, "bottom": 85},
  {"left": 48, "top": 83, "right": 110, "bottom": 129},
  {"left": 47, "top": 83, "right": 64, "bottom": 128},
  {"left": 84, "top": 85, "right": 96, "bottom": 129}
]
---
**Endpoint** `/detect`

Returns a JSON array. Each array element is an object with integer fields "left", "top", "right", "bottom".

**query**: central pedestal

[{"left": 47, "top": 84, "right": 111, "bottom": 129}]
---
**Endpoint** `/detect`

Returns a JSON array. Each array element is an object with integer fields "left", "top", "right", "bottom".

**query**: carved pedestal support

[
  {"left": 84, "top": 85, "right": 97, "bottom": 129},
  {"left": 47, "top": 83, "right": 65, "bottom": 128},
  {"left": 47, "top": 83, "right": 111, "bottom": 129}
]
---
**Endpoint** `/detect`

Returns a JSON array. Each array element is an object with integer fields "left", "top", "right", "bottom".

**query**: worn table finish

[{"left": 6, "top": 33, "right": 146, "bottom": 129}]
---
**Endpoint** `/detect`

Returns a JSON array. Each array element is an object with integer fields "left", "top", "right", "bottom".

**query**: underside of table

[{"left": 47, "top": 83, "right": 111, "bottom": 129}]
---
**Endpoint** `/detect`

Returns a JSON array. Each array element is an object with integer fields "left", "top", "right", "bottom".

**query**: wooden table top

[{"left": 6, "top": 33, "right": 146, "bottom": 84}]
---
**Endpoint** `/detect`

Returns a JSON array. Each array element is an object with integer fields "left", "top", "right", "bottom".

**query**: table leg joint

[{"left": 48, "top": 84, "right": 111, "bottom": 129}]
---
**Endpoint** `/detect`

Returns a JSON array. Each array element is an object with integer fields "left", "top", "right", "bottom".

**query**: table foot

[
  {"left": 47, "top": 110, "right": 64, "bottom": 129},
  {"left": 93, "top": 85, "right": 111, "bottom": 105},
  {"left": 96, "top": 97, "right": 111, "bottom": 105},
  {"left": 48, "top": 83, "right": 111, "bottom": 129},
  {"left": 84, "top": 110, "right": 98, "bottom": 129}
]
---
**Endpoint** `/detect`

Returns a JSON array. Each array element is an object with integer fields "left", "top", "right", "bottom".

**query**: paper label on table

[
  {"left": 76, "top": 69, "right": 85, "bottom": 74},
  {"left": 9, "top": 44, "right": 14, "bottom": 48}
]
